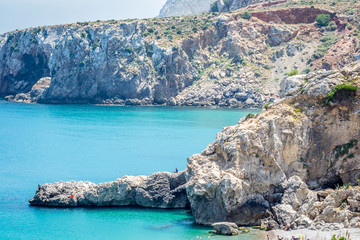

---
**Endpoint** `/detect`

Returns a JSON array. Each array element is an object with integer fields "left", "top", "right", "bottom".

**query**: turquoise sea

[{"left": 0, "top": 101, "right": 261, "bottom": 240}]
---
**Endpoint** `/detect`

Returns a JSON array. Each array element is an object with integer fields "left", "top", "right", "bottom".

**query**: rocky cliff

[
  {"left": 1, "top": 4, "right": 359, "bottom": 107},
  {"left": 159, "top": 0, "right": 215, "bottom": 17},
  {"left": 30, "top": 62, "right": 360, "bottom": 230},
  {"left": 186, "top": 61, "right": 360, "bottom": 229}
]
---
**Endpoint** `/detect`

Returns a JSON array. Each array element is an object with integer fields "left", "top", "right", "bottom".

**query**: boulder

[
  {"left": 266, "top": 26, "right": 295, "bottom": 47},
  {"left": 279, "top": 75, "right": 306, "bottom": 97},
  {"left": 272, "top": 204, "right": 297, "bottom": 226},
  {"left": 212, "top": 222, "right": 238, "bottom": 235}
]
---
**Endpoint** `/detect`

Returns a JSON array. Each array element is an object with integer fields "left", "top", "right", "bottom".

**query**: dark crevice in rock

[{"left": 0, "top": 53, "right": 50, "bottom": 97}]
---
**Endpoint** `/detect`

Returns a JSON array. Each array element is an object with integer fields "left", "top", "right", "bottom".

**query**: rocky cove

[
  {"left": 0, "top": 0, "right": 357, "bottom": 237},
  {"left": 30, "top": 62, "right": 360, "bottom": 233}
]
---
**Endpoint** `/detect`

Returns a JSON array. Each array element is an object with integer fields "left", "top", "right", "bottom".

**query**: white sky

[{"left": 0, "top": 0, "right": 168, "bottom": 34}]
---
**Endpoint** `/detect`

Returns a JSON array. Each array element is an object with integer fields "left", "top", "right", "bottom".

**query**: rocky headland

[
  {"left": 29, "top": 171, "right": 189, "bottom": 208},
  {"left": 1, "top": 0, "right": 359, "bottom": 107},
  {"left": 30, "top": 62, "right": 360, "bottom": 231}
]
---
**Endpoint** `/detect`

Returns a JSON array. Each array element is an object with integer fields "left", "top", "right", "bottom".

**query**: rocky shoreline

[
  {"left": 30, "top": 62, "right": 360, "bottom": 233},
  {"left": 263, "top": 228, "right": 360, "bottom": 240}
]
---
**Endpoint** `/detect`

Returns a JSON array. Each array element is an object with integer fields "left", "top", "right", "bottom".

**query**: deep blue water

[{"left": 0, "top": 101, "right": 260, "bottom": 240}]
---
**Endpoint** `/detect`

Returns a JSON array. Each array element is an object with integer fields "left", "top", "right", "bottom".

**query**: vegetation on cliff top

[{"left": 326, "top": 83, "right": 358, "bottom": 104}]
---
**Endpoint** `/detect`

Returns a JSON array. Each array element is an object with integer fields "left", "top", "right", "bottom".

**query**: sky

[{"left": 0, "top": 0, "right": 168, "bottom": 34}]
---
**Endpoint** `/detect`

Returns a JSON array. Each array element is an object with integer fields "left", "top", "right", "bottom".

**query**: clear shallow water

[{"left": 0, "top": 101, "right": 260, "bottom": 240}]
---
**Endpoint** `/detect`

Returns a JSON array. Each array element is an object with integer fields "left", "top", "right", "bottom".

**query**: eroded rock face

[
  {"left": 29, "top": 171, "right": 189, "bottom": 208},
  {"left": 185, "top": 62, "right": 360, "bottom": 226},
  {"left": 251, "top": 8, "right": 334, "bottom": 24}
]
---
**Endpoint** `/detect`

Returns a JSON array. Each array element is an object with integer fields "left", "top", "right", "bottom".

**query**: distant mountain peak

[{"left": 158, "top": 0, "right": 215, "bottom": 17}]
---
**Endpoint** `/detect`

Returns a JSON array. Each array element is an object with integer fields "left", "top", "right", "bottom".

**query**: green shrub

[
  {"left": 241, "top": 11, "right": 252, "bottom": 20},
  {"left": 254, "top": 69, "right": 261, "bottom": 77},
  {"left": 6, "top": 34, "right": 15, "bottom": 44},
  {"left": 328, "top": 21, "right": 337, "bottom": 31},
  {"left": 288, "top": 69, "right": 299, "bottom": 76},
  {"left": 92, "top": 43, "right": 100, "bottom": 51},
  {"left": 196, "top": 69, "right": 205, "bottom": 80},
  {"left": 315, "top": 14, "right": 331, "bottom": 27},
  {"left": 125, "top": 47, "right": 134, "bottom": 54},
  {"left": 145, "top": 43, "right": 154, "bottom": 58},
  {"left": 326, "top": 83, "right": 358, "bottom": 104},
  {"left": 331, "top": 231, "right": 352, "bottom": 239},
  {"left": 264, "top": 64, "right": 271, "bottom": 70},
  {"left": 334, "top": 139, "right": 357, "bottom": 159},
  {"left": 263, "top": 102, "right": 273, "bottom": 110},
  {"left": 246, "top": 113, "right": 254, "bottom": 119},
  {"left": 210, "top": 1, "right": 219, "bottom": 12},
  {"left": 10, "top": 41, "right": 19, "bottom": 53},
  {"left": 331, "top": 235, "right": 349, "bottom": 240},
  {"left": 301, "top": 67, "right": 312, "bottom": 74}
]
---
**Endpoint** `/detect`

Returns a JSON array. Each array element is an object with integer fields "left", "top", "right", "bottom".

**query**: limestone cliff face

[
  {"left": 0, "top": 22, "right": 196, "bottom": 104},
  {"left": 159, "top": 0, "right": 214, "bottom": 17},
  {"left": 185, "top": 62, "right": 360, "bottom": 228},
  {"left": 1, "top": 7, "right": 357, "bottom": 107}
]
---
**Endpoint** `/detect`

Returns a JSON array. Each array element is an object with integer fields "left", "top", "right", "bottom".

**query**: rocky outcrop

[
  {"left": 185, "top": 62, "right": 360, "bottom": 227},
  {"left": 29, "top": 171, "right": 189, "bottom": 208},
  {"left": 1, "top": 7, "right": 357, "bottom": 107},
  {"left": 265, "top": 176, "right": 360, "bottom": 230},
  {"left": 6, "top": 77, "right": 51, "bottom": 103},
  {"left": 159, "top": 0, "right": 214, "bottom": 17}
]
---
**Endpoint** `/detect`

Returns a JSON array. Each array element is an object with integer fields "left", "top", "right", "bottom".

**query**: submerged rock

[{"left": 29, "top": 171, "right": 189, "bottom": 208}]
